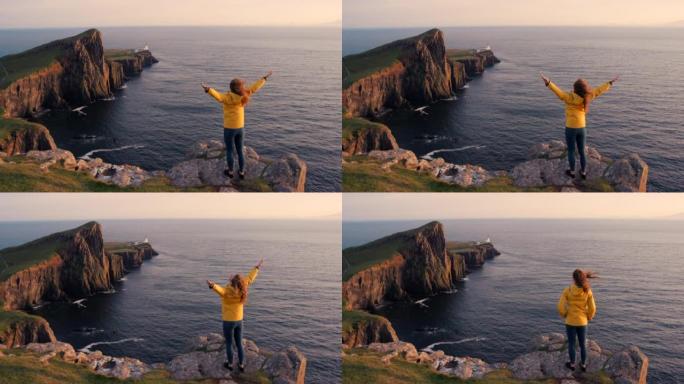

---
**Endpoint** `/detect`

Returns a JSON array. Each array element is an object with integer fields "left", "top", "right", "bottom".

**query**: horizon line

[
  {"left": 0, "top": 23, "right": 341, "bottom": 31},
  {"left": 342, "top": 23, "right": 683, "bottom": 30}
]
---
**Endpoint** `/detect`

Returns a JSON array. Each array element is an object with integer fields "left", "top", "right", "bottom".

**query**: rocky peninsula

[
  {"left": 341, "top": 29, "right": 649, "bottom": 192},
  {"left": 341, "top": 221, "right": 649, "bottom": 383},
  {"left": 0, "top": 29, "right": 307, "bottom": 192},
  {"left": 0, "top": 222, "right": 307, "bottom": 383}
]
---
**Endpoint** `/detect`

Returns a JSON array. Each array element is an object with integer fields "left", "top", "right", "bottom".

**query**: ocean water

[
  {"left": 0, "top": 219, "right": 341, "bottom": 383},
  {"left": 0, "top": 27, "right": 341, "bottom": 191},
  {"left": 343, "top": 27, "right": 684, "bottom": 191},
  {"left": 343, "top": 219, "right": 684, "bottom": 383}
]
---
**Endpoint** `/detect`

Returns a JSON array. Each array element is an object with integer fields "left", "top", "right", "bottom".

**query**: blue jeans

[
  {"left": 223, "top": 128, "right": 245, "bottom": 172},
  {"left": 565, "top": 128, "right": 587, "bottom": 173},
  {"left": 222, "top": 320, "right": 244, "bottom": 365},
  {"left": 566, "top": 325, "right": 587, "bottom": 365}
]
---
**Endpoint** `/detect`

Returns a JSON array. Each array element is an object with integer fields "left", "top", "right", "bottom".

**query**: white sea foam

[
  {"left": 422, "top": 337, "right": 487, "bottom": 353},
  {"left": 422, "top": 145, "right": 486, "bottom": 160},
  {"left": 80, "top": 145, "right": 145, "bottom": 160},
  {"left": 80, "top": 337, "right": 144, "bottom": 353}
]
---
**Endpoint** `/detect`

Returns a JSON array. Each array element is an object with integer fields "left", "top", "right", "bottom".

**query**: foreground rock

[
  {"left": 168, "top": 139, "right": 307, "bottom": 192},
  {"left": 342, "top": 118, "right": 399, "bottom": 156},
  {"left": 342, "top": 311, "right": 398, "bottom": 348},
  {"left": 352, "top": 333, "right": 648, "bottom": 383},
  {"left": 511, "top": 140, "right": 649, "bottom": 192},
  {"left": 0, "top": 122, "right": 57, "bottom": 155},
  {"left": 0, "top": 315, "right": 56, "bottom": 348},
  {"left": 168, "top": 333, "right": 306, "bottom": 384}
]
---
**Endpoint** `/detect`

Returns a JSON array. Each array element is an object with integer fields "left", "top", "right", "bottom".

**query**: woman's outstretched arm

[
  {"left": 592, "top": 75, "right": 619, "bottom": 99},
  {"left": 201, "top": 82, "right": 227, "bottom": 103},
  {"left": 207, "top": 279, "right": 226, "bottom": 296},
  {"left": 245, "top": 259, "right": 263, "bottom": 285},
  {"left": 248, "top": 71, "right": 272, "bottom": 94},
  {"left": 541, "top": 72, "right": 571, "bottom": 103}
]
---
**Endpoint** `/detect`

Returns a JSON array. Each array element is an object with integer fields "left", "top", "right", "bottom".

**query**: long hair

[
  {"left": 231, "top": 274, "right": 248, "bottom": 303},
  {"left": 572, "top": 269, "right": 597, "bottom": 293},
  {"left": 573, "top": 79, "right": 593, "bottom": 113},
  {"left": 230, "top": 78, "right": 250, "bottom": 106}
]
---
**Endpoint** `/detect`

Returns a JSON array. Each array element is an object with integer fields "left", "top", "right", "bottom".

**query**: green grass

[
  {"left": 104, "top": 49, "right": 136, "bottom": 61},
  {"left": 446, "top": 49, "right": 479, "bottom": 61},
  {"left": 343, "top": 348, "right": 557, "bottom": 384},
  {"left": 343, "top": 46, "right": 403, "bottom": 89},
  {"left": 0, "top": 115, "right": 44, "bottom": 141},
  {"left": 0, "top": 229, "right": 71, "bottom": 282},
  {"left": 0, "top": 309, "right": 45, "bottom": 335},
  {"left": 343, "top": 157, "right": 549, "bottom": 192},
  {"left": 0, "top": 157, "right": 214, "bottom": 192},
  {"left": 342, "top": 310, "right": 390, "bottom": 333}
]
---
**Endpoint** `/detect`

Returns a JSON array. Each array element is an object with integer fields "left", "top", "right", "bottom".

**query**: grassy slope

[
  {"left": 0, "top": 229, "right": 69, "bottom": 282},
  {"left": 0, "top": 113, "right": 45, "bottom": 142},
  {"left": 343, "top": 45, "right": 403, "bottom": 89},
  {"left": 0, "top": 307, "right": 46, "bottom": 335},
  {"left": 342, "top": 230, "right": 412, "bottom": 281},
  {"left": 342, "top": 117, "right": 390, "bottom": 141},
  {"left": 342, "top": 309, "right": 390, "bottom": 334},
  {"left": 343, "top": 156, "right": 545, "bottom": 192},
  {"left": 343, "top": 349, "right": 560, "bottom": 384},
  {"left": 446, "top": 49, "right": 479, "bottom": 62},
  {"left": 104, "top": 49, "right": 136, "bottom": 61}
]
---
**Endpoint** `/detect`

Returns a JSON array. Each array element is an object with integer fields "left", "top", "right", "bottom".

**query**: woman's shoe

[
  {"left": 565, "top": 362, "right": 576, "bottom": 371},
  {"left": 239, "top": 363, "right": 245, "bottom": 373},
  {"left": 580, "top": 171, "right": 587, "bottom": 180},
  {"left": 565, "top": 170, "right": 576, "bottom": 178},
  {"left": 223, "top": 362, "right": 233, "bottom": 371},
  {"left": 224, "top": 169, "right": 234, "bottom": 178},
  {"left": 580, "top": 363, "right": 587, "bottom": 372},
  {"left": 238, "top": 171, "right": 245, "bottom": 180}
]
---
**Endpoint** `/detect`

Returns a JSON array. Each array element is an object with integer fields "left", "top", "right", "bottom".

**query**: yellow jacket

[
  {"left": 207, "top": 78, "right": 266, "bottom": 129},
  {"left": 547, "top": 81, "right": 611, "bottom": 128},
  {"left": 557, "top": 284, "right": 597, "bottom": 326},
  {"left": 212, "top": 267, "right": 259, "bottom": 321}
]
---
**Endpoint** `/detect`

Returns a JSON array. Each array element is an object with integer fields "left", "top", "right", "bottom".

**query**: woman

[
  {"left": 202, "top": 71, "right": 272, "bottom": 179},
  {"left": 206, "top": 258, "right": 264, "bottom": 372},
  {"left": 557, "top": 269, "right": 597, "bottom": 372},
  {"left": 540, "top": 73, "right": 619, "bottom": 179}
]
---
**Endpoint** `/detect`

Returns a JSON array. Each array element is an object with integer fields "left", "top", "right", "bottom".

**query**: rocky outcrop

[
  {"left": 106, "top": 243, "right": 158, "bottom": 270},
  {"left": 342, "top": 119, "right": 399, "bottom": 156},
  {"left": 0, "top": 121, "right": 56, "bottom": 155},
  {"left": 452, "top": 243, "right": 500, "bottom": 270},
  {"left": 0, "top": 29, "right": 157, "bottom": 117},
  {"left": 0, "top": 314, "right": 56, "bottom": 347},
  {"left": 342, "top": 29, "right": 499, "bottom": 117},
  {"left": 511, "top": 140, "right": 649, "bottom": 192},
  {"left": 168, "top": 333, "right": 307, "bottom": 384},
  {"left": 351, "top": 333, "right": 648, "bottom": 383},
  {"left": 342, "top": 312, "right": 398, "bottom": 348},
  {"left": 342, "top": 221, "right": 499, "bottom": 311},
  {"left": 167, "top": 139, "right": 307, "bottom": 192},
  {"left": 448, "top": 49, "right": 500, "bottom": 81},
  {"left": 0, "top": 222, "right": 157, "bottom": 311}
]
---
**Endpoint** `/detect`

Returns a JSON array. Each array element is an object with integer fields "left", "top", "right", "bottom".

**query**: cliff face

[
  {"left": 343, "top": 29, "right": 454, "bottom": 117},
  {"left": 0, "top": 29, "right": 157, "bottom": 118},
  {"left": 452, "top": 243, "right": 500, "bottom": 270},
  {"left": 107, "top": 243, "right": 159, "bottom": 270},
  {"left": 342, "top": 118, "right": 399, "bottom": 156},
  {"left": 342, "top": 311, "right": 398, "bottom": 348},
  {"left": 0, "top": 121, "right": 56, "bottom": 155},
  {"left": 343, "top": 221, "right": 488, "bottom": 311},
  {"left": 342, "top": 29, "right": 499, "bottom": 117},
  {"left": 0, "top": 314, "right": 56, "bottom": 347},
  {"left": 0, "top": 222, "right": 157, "bottom": 311}
]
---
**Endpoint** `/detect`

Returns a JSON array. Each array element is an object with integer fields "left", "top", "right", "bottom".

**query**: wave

[
  {"left": 421, "top": 336, "right": 487, "bottom": 353},
  {"left": 422, "top": 145, "right": 486, "bottom": 160},
  {"left": 80, "top": 145, "right": 145, "bottom": 160},
  {"left": 80, "top": 337, "right": 144, "bottom": 353}
]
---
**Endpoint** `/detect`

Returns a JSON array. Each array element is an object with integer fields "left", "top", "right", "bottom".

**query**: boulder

[
  {"left": 88, "top": 162, "right": 149, "bottom": 187},
  {"left": 604, "top": 154, "right": 649, "bottom": 192},
  {"left": 88, "top": 355, "right": 150, "bottom": 380},
  {"left": 25, "top": 149, "right": 77, "bottom": 170},
  {"left": 367, "top": 149, "right": 419, "bottom": 170},
  {"left": 167, "top": 333, "right": 306, "bottom": 384},
  {"left": 432, "top": 163, "right": 491, "bottom": 187},
  {"left": 168, "top": 140, "right": 307, "bottom": 192},
  {"left": 431, "top": 354, "right": 491, "bottom": 380},
  {"left": 604, "top": 346, "right": 649, "bottom": 384}
]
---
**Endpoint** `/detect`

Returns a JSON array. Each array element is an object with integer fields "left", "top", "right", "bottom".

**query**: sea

[
  {"left": 0, "top": 26, "right": 341, "bottom": 191},
  {"left": 343, "top": 27, "right": 684, "bottom": 191},
  {"left": 343, "top": 219, "right": 684, "bottom": 383},
  {"left": 0, "top": 219, "right": 341, "bottom": 382}
]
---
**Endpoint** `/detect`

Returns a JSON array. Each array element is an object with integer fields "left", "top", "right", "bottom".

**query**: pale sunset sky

[
  {"left": 0, "top": 0, "right": 341, "bottom": 28},
  {"left": 344, "top": 194, "right": 684, "bottom": 221},
  {"left": 344, "top": 0, "right": 684, "bottom": 28},
  {"left": 0, "top": 194, "right": 341, "bottom": 221}
]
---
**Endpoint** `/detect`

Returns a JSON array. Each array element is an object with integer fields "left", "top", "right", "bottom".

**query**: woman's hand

[
  {"left": 206, "top": 279, "right": 215, "bottom": 288},
  {"left": 201, "top": 82, "right": 210, "bottom": 92},
  {"left": 540, "top": 72, "right": 551, "bottom": 86},
  {"left": 255, "top": 258, "right": 264, "bottom": 269},
  {"left": 609, "top": 75, "right": 620, "bottom": 85},
  {"left": 263, "top": 71, "right": 273, "bottom": 80}
]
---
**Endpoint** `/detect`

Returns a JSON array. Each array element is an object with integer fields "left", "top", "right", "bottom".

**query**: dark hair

[
  {"left": 230, "top": 78, "right": 250, "bottom": 106},
  {"left": 572, "top": 269, "right": 597, "bottom": 293},
  {"left": 231, "top": 274, "right": 248, "bottom": 303},
  {"left": 573, "top": 79, "right": 593, "bottom": 113}
]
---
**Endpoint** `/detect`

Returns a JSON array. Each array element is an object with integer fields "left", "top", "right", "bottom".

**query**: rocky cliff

[
  {"left": 349, "top": 333, "right": 648, "bottom": 384},
  {"left": 0, "top": 313, "right": 56, "bottom": 348},
  {"left": 450, "top": 242, "right": 500, "bottom": 270},
  {"left": 0, "top": 222, "right": 157, "bottom": 346},
  {"left": 342, "top": 221, "right": 498, "bottom": 311},
  {"left": 0, "top": 29, "right": 157, "bottom": 118},
  {"left": 106, "top": 49, "right": 159, "bottom": 89},
  {"left": 105, "top": 242, "right": 158, "bottom": 270},
  {"left": 342, "top": 29, "right": 499, "bottom": 117},
  {"left": 342, "top": 310, "right": 398, "bottom": 348},
  {"left": 342, "top": 117, "right": 398, "bottom": 156},
  {"left": 0, "top": 119, "right": 56, "bottom": 155}
]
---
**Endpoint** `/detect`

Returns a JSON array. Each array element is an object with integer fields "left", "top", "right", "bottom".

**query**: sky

[
  {"left": 343, "top": 194, "right": 684, "bottom": 221},
  {"left": 0, "top": 0, "right": 341, "bottom": 28},
  {"left": 0, "top": 194, "right": 341, "bottom": 221},
  {"left": 343, "top": 0, "right": 684, "bottom": 28}
]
